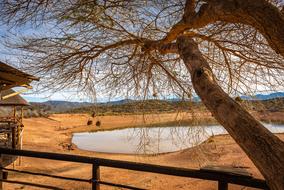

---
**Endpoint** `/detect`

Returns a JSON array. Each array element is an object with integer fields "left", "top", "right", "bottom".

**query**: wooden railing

[
  {"left": 0, "top": 116, "right": 21, "bottom": 124},
  {"left": 0, "top": 147, "right": 269, "bottom": 190}
]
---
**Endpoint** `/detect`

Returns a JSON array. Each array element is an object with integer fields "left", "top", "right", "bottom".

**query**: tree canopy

[{"left": 1, "top": 0, "right": 283, "bottom": 99}]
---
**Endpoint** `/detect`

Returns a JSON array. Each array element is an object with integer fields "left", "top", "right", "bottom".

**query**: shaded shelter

[
  {"left": 0, "top": 90, "right": 31, "bottom": 167},
  {"left": 0, "top": 62, "right": 38, "bottom": 167}
]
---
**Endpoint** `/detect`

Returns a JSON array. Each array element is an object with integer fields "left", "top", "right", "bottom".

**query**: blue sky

[
  {"left": 22, "top": 91, "right": 87, "bottom": 102},
  {"left": 1, "top": 3, "right": 284, "bottom": 103},
  {"left": 0, "top": 24, "right": 95, "bottom": 102}
]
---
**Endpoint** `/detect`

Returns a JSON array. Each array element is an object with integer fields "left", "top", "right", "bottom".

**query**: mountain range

[
  {"left": 241, "top": 92, "right": 284, "bottom": 100},
  {"left": 29, "top": 92, "right": 284, "bottom": 112}
]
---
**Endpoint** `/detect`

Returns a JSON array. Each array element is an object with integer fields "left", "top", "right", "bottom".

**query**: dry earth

[{"left": 2, "top": 113, "right": 284, "bottom": 190}]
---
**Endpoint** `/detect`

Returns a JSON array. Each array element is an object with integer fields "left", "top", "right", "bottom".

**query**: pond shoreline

[
  {"left": 72, "top": 123, "right": 284, "bottom": 155},
  {"left": 45, "top": 112, "right": 284, "bottom": 155},
  {"left": 13, "top": 114, "right": 283, "bottom": 190}
]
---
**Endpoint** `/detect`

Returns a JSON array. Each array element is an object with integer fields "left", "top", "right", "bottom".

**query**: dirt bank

[{"left": 3, "top": 113, "right": 284, "bottom": 190}]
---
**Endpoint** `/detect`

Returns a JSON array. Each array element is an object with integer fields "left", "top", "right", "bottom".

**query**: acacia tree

[{"left": 0, "top": 0, "right": 284, "bottom": 189}]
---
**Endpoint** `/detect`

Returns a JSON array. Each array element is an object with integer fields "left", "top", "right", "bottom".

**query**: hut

[
  {"left": 0, "top": 89, "right": 30, "bottom": 166},
  {"left": 0, "top": 62, "right": 38, "bottom": 167}
]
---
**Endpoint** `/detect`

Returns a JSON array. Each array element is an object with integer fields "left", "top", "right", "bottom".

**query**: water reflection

[{"left": 72, "top": 124, "right": 284, "bottom": 154}]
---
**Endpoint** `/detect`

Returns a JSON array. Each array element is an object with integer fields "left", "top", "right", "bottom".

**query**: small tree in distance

[{"left": 0, "top": 0, "right": 283, "bottom": 189}]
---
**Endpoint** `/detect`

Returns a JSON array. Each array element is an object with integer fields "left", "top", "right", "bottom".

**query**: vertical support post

[
  {"left": 218, "top": 181, "right": 228, "bottom": 190},
  {"left": 18, "top": 128, "right": 23, "bottom": 166},
  {"left": 92, "top": 164, "right": 100, "bottom": 190},
  {"left": 19, "top": 106, "right": 24, "bottom": 166},
  {"left": 21, "top": 107, "right": 23, "bottom": 123},
  {"left": 11, "top": 127, "right": 16, "bottom": 149},
  {"left": 0, "top": 154, "right": 3, "bottom": 190},
  {"left": 13, "top": 106, "right": 16, "bottom": 122},
  {"left": 17, "top": 125, "right": 20, "bottom": 148}
]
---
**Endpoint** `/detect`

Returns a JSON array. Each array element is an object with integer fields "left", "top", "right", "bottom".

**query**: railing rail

[{"left": 0, "top": 147, "right": 269, "bottom": 190}]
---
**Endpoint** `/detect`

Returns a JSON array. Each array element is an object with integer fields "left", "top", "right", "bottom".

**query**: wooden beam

[
  {"left": 1, "top": 89, "right": 29, "bottom": 100},
  {"left": 0, "top": 72, "right": 30, "bottom": 86}
]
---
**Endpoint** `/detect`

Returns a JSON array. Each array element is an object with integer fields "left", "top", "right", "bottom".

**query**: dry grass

[{"left": 48, "top": 112, "right": 215, "bottom": 133}]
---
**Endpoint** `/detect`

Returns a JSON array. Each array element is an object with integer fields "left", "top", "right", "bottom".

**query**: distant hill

[
  {"left": 100, "top": 99, "right": 134, "bottom": 105},
  {"left": 27, "top": 99, "right": 138, "bottom": 114},
  {"left": 27, "top": 99, "right": 204, "bottom": 115},
  {"left": 57, "top": 97, "right": 284, "bottom": 115},
  {"left": 244, "top": 97, "right": 284, "bottom": 112},
  {"left": 43, "top": 100, "right": 92, "bottom": 108},
  {"left": 69, "top": 99, "right": 204, "bottom": 115},
  {"left": 30, "top": 100, "right": 93, "bottom": 113},
  {"left": 241, "top": 92, "right": 284, "bottom": 100},
  {"left": 166, "top": 92, "right": 284, "bottom": 102},
  {"left": 25, "top": 92, "right": 284, "bottom": 115}
]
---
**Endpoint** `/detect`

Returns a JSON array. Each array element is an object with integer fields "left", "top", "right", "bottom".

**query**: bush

[
  {"left": 87, "top": 119, "right": 93, "bottom": 126},
  {"left": 95, "top": 120, "right": 101, "bottom": 127}
]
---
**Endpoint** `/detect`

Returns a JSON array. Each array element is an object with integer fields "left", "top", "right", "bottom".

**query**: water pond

[{"left": 72, "top": 123, "right": 284, "bottom": 154}]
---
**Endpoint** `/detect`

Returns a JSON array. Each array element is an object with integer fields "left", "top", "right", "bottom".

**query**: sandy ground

[{"left": 2, "top": 113, "right": 284, "bottom": 190}]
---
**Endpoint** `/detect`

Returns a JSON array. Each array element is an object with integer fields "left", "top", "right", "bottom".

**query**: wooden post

[
  {"left": 218, "top": 181, "right": 228, "bottom": 190},
  {"left": 11, "top": 126, "right": 16, "bottom": 149},
  {"left": 92, "top": 164, "right": 100, "bottom": 190},
  {"left": 13, "top": 106, "right": 16, "bottom": 122},
  {"left": 17, "top": 126, "right": 20, "bottom": 148},
  {"left": 18, "top": 106, "right": 24, "bottom": 165},
  {"left": 18, "top": 128, "right": 23, "bottom": 166},
  {"left": 0, "top": 154, "right": 3, "bottom": 190},
  {"left": 21, "top": 107, "right": 23, "bottom": 123}
]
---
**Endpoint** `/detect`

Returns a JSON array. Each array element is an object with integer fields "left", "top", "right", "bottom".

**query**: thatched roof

[
  {"left": 0, "top": 61, "right": 39, "bottom": 90},
  {"left": 0, "top": 89, "right": 30, "bottom": 106}
]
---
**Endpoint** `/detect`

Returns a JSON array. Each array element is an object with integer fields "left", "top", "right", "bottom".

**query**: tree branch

[{"left": 146, "top": 0, "right": 284, "bottom": 57}]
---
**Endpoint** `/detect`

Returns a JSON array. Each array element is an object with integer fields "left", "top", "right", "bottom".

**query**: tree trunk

[{"left": 177, "top": 35, "right": 284, "bottom": 190}]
